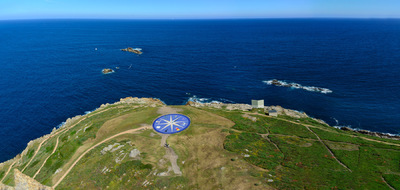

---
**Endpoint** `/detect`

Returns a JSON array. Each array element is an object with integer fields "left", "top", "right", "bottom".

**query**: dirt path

[
  {"left": 157, "top": 106, "right": 182, "bottom": 115},
  {"left": 21, "top": 127, "right": 66, "bottom": 173},
  {"left": 250, "top": 113, "right": 352, "bottom": 172},
  {"left": 165, "top": 147, "right": 182, "bottom": 175},
  {"left": 304, "top": 125, "right": 352, "bottom": 172},
  {"left": 157, "top": 133, "right": 182, "bottom": 175},
  {"left": 160, "top": 134, "right": 170, "bottom": 146},
  {"left": 52, "top": 126, "right": 150, "bottom": 189},
  {"left": 381, "top": 176, "right": 395, "bottom": 190},
  {"left": 0, "top": 160, "right": 17, "bottom": 183},
  {"left": 155, "top": 106, "right": 183, "bottom": 175},
  {"left": 261, "top": 134, "right": 283, "bottom": 154},
  {"left": 250, "top": 113, "right": 400, "bottom": 147},
  {"left": 22, "top": 106, "right": 117, "bottom": 173},
  {"left": 33, "top": 135, "right": 60, "bottom": 179}
]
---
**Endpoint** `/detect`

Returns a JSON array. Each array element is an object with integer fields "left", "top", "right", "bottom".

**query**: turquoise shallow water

[{"left": 0, "top": 19, "right": 399, "bottom": 162}]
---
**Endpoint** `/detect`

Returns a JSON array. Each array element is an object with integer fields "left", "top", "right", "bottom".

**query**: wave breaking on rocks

[{"left": 263, "top": 79, "right": 333, "bottom": 94}]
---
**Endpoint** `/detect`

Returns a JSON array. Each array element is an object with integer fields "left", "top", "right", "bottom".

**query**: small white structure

[
  {"left": 268, "top": 110, "right": 278, "bottom": 117},
  {"left": 251, "top": 100, "right": 264, "bottom": 109}
]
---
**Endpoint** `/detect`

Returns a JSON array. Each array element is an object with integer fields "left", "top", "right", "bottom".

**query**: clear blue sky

[{"left": 1, "top": 0, "right": 400, "bottom": 20}]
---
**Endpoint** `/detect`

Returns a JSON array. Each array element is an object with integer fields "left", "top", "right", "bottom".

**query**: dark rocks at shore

[
  {"left": 121, "top": 47, "right": 142, "bottom": 55},
  {"left": 340, "top": 127, "right": 353, "bottom": 131},
  {"left": 266, "top": 79, "right": 332, "bottom": 94},
  {"left": 340, "top": 127, "right": 400, "bottom": 140},
  {"left": 188, "top": 100, "right": 399, "bottom": 141},
  {"left": 102, "top": 68, "right": 114, "bottom": 74}
]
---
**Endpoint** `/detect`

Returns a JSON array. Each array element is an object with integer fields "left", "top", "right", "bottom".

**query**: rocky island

[
  {"left": 102, "top": 68, "right": 114, "bottom": 74},
  {"left": 1, "top": 97, "right": 399, "bottom": 190},
  {"left": 265, "top": 79, "right": 333, "bottom": 94},
  {"left": 121, "top": 47, "right": 143, "bottom": 55}
]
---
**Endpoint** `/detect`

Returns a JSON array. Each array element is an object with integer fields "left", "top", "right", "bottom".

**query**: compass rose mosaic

[{"left": 152, "top": 114, "right": 191, "bottom": 134}]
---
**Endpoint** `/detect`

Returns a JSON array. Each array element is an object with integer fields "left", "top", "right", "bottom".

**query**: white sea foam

[
  {"left": 84, "top": 110, "right": 93, "bottom": 115},
  {"left": 333, "top": 125, "right": 352, "bottom": 129},
  {"left": 56, "top": 122, "right": 66, "bottom": 129},
  {"left": 56, "top": 108, "right": 93, "bottom": 129},
  {"left": 84, "top": 107, "right": 99, "bottom": 115},
  {"left": 186, "top": 95, "right": 235, "bottom": 104},
  {"left": 263, "top": 79, "right": 333, "bottom": 94}
]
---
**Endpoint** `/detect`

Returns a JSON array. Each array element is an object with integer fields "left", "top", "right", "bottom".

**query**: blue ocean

[{"left": 0, "top": 19, "right": 399, "bottom": 162}]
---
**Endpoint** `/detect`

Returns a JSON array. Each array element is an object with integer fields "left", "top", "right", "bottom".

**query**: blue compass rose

[{"left": 152, "top": 114, "right": 191, "bottom": 134}]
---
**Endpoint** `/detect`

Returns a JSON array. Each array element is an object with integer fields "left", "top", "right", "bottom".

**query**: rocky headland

[{"left": 1, "top": 97, "right": 399, "bottom": 189}]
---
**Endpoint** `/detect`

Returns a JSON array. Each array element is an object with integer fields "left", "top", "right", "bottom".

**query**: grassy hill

[{"left": 1, "top": 97, "right": 399, "bottom": 189}]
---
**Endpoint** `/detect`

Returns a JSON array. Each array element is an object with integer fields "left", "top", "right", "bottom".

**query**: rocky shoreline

[
  {"left": 1, "top": 97, "right": 398, "bottom": 189},
  {"left": 2, "top": 97, "right": 398, "bottom": 167},
  {"left": 185, "top": 100, "right": 400, "bottom": 140},
  {"left": 0, "top": 97, "right": 164, "bottom": 166},
  {"left": 340, "top": 127, "right": 400, "bottom": 140}
]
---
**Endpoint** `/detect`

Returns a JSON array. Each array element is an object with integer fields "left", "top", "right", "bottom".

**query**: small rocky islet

[
  {"left": 121, "top": 47, "right": 143, "bottom": 55},
  {"left": 102, "top": 68, "right": 115, "bottom": 74},
  {"left": 101, "top": 47, "right": 142, "bottom": 74}
]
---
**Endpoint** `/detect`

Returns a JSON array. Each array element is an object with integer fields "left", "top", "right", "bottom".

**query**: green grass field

[{"left": 1, "top": 101, "right": 399, "bottom": 190}]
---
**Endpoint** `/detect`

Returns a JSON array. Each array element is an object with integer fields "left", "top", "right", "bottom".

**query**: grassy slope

[
  {"left": 203, "top": 107, "right": 400, "bottom": 190},
  {"left": 1, "top": 103, "right": 399, "bottom": 189}
]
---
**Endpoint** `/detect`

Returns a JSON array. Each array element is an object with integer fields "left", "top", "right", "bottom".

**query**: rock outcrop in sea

[
  {"left": 121, "top": 47, "right": 143, "bottom": 55},
  {"left": 264, "top": 79, "right": 333, "bottom": 94},
  {"left": 102, "top": 68, "right": 114, "bottom": 74}
]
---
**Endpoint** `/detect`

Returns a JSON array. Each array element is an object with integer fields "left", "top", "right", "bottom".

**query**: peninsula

[{"left": 1, "top": 97, "right": 399, "bottom": 189}]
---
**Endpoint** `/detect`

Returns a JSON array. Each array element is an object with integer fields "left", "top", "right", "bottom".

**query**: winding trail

[
  {"left": 52, "top": 126, "right": 150, "bottom": 189},
  {"left": 22, "top": 106, "right": 117, "bottom": 173},
  {"left": 33, "top": 135, "right": 60, "bottom": 179},
  {"left": 0, "top": 160, "right": 17, "bottom": 183},
  {"left": 21, "top": 128, "right": 66, "bottom": 173}
]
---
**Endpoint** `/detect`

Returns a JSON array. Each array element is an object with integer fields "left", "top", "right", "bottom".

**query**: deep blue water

[{"left": 1, "top": 19, "right": 399, "bottom": 162}]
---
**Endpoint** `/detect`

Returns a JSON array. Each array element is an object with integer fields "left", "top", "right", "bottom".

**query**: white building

[{"left": 251, "top": 100, "right": 264, "bottom": 109}]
